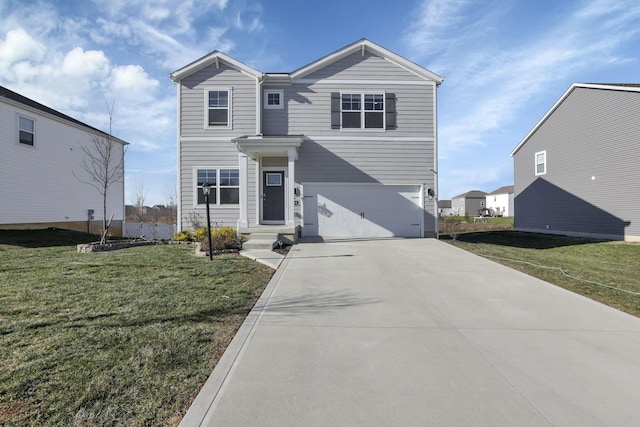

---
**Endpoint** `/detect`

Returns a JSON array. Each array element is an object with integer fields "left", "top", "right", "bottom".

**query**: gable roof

[
  {"left": 169, "top": 51, "right": 262, "bottom": 82},
  {"left": 0, "top": 85, "right": 128, "bottom": 145},
  {"left": 452, "top": 190, "right": 487, "bottom": 199},
  {"left": 289, "top": 38, "right": 444, "bottom": 84},
  {"left": 510, "top": 83, "right": 640, "bottom": 156},
  {"left": 170, "top": 39, "right": 443, "bottom": 86},
  {"left": 487, "top": 185, "right": 514, "bottom": 195}
]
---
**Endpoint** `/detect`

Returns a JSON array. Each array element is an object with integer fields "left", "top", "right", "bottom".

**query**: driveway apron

[{"left": 181, "top": 238, "right": 640, "bottom": 427}]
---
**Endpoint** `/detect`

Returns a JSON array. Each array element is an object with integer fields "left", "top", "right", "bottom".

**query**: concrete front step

[{"left": 243, "top": 233, "right": 281, "bottom": 250}]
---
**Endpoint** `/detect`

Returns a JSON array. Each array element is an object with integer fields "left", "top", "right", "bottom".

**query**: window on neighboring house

[
  {"left": 264, "top": 90, "right": 284, "bottom": 109},
  {"left": 19, "top": 116, "right": 35, "bottom": 146},
  {"left": 535, "top": 150, "right": 546, "bottom": 175},
  {"left": 206, "top": 89, "right": 231, "bottom": 127},
  {"left": 196, "top": 168, "right": 239, "bottom": 205}
]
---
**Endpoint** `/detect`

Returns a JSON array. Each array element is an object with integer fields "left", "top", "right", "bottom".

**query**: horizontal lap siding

[
  {"left": 179, "top": 140, "right": 240, "bottom": 229},
  {"left": 180, "top": 64, "right": 256, "bottom": 137},
  {"left": 1, "top": 101, "right": 124, "bottom": 224},
  {"left": 264, "top": 50, "right": 435, "bottom": 138},
  {"left": 178, "top": 62, "right": 257, "bottom": 229},
  {"left": 305, "top": 51, "right": 424, "bottom": 81},
  {"left": 514, "top": 87, "right": 640, "bottom": 239},
  {"left": 297, "top": 139, "right": 433, "bottom": 184}
]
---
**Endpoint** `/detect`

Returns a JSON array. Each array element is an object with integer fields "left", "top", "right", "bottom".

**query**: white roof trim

[
  {"left": 289, "top": 38, "right": 444, "bottom": 84},
  {"left": 170, "top": 51, "right": 262, "bottom": 82},
  {"left": 509, "top": 83, "right": 640, "bottom": 157}
]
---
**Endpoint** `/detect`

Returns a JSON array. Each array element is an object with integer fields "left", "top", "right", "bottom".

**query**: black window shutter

[
  {"left": 386, "top": 93, "right": 396, "bottom": 130},
  {"left": 331, "top": 92, "right": 341, "bottom": 129}
]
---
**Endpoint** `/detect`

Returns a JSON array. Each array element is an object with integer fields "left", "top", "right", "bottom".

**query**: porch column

[
  {"left": 287, "top": 149, "right": 296, "bottom": 228},
  {"left": 238, "top": 152, "right": 249, "bottom": 228}
]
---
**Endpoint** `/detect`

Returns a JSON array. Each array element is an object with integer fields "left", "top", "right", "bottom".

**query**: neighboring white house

[
  {"left": 0, "top": 85, "right": 128, "bottom": 235},
  {"left": 511, "top": 83, "right": 640, "bottom": 241},
  {"left": 485, "top": 185, "right": 514, "bottom": 217},
  {"left": 170, "top": 39, "right": 443, "bottom": 240}
]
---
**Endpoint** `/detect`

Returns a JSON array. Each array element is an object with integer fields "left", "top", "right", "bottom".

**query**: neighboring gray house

[
  {"left": 510, "top": 83, "right": 640, "bottom": 241},
  {"left": 438, "top": 199, "right": 452, "bottom": 217},
  {"left": 486, "top": 185, "right": 514, "bottom": 217},
  {"left": 170, "top": 39, "right": 443, "bottom": 240},
  {"left": 0, "top": 85, "right": 127, "bottom": 235},
  {"left": 451, "top": 190, "right": 487, "bottom": 216}
]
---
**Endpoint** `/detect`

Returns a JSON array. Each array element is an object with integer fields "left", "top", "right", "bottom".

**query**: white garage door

[{"left": 302, "top": 184, "right": 423, "bottom": 237}]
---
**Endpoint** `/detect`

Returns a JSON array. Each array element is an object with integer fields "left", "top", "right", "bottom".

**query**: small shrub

[
  {"left": 173, "top": 230, "right": 193, "bottom": 241},
  {"left": 199, "top": 227, "right": 241, "bottom": 253},
  {"left": 192, "top": 226, "right": 209, "bottom": 242}
]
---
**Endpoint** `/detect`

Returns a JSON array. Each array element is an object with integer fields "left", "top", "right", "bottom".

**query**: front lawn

[
  {"left": 0, "top": 230, "right": 273, "bottom": 426},
  {"left": 444, "top": 231, "right": 640, "bottom": 317}
]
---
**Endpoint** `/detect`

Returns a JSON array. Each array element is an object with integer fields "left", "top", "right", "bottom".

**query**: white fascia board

[
  {"left": 510, "top": 83, "right": 640, "bottom": 157},
  {"left": 170, "top": 51, "right": 262, "bottom": 82},
  {"left": 1, "top": 96, "right": 129, "bottom": 146},
  {"left": 509, "top": 84, "right": 578, "bottom": 157}
]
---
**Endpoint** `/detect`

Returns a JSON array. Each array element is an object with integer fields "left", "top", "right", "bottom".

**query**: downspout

[
  {"left": 433, "top": 80, "right": 440, "bottom": 239},
  {"left": 175, "top": 81, "right": 182, "bottom": 231}
]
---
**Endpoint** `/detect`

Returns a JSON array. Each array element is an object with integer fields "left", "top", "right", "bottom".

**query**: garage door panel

[{"left": 303, "top": 185, "right": 422, "bottom": 238}]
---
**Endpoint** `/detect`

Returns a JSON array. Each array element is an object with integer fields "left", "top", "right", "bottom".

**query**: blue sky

[{"left": 1, "top": 0, "right": 639, "bottom": 205}]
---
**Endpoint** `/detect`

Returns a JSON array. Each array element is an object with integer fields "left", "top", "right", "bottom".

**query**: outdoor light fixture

[{"left": 202, "top": 182, "right": 213, "bottom": 261}]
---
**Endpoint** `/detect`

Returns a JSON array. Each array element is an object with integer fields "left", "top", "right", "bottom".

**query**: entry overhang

[{"left": 233, "top": 135, "right": 304, "bottom": 159}]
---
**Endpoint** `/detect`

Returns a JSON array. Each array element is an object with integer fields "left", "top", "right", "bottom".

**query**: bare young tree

[
  {"left": 132, "top": 177, "right": 147, "bottom": 223},
  {"left": 74, "top": 101, "right": 126, "bottom": 243}
]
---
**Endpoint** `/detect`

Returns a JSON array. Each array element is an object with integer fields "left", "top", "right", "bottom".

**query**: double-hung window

[
  {"left": 206, "top": 89, "right": 231, "bottom": 128},
  {"left": 341, "top": 93, "right": 384, "bottom": 129},
  {"left": 196, "top": 168, "right": 239, "bottom": 205},
  {"left": 19, "top": 116, "right": 35, "bottom": 146},
  {"left": 535, "top": 150, "right": 546, "bottom": 175}
]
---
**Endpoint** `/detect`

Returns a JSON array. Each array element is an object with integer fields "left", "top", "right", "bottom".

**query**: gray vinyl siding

[
  {"left": 304, "top": 50, "right": 424, "bottom": 81},
  {"left": 179, "top": 139, "right": 240, "bottom": 229},
  {"left": 263, "top": 51, "right": 435, "bottom": 137},
  {"left": 179, "top": 63, "right": 257, "bottom": 137},
  {"left": 513, "top": 87, "right": 640, "bottom": 240},
  {"left": 296, "top": 139, "right": 433, "bottom": 184}
]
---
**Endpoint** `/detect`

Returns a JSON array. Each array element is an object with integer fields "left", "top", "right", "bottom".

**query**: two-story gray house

[
  {"left": 510, "top": 83, "right": 640, "bottom": 241},
  {"left": 170, "top": 39, "right": 443, "bottom": 241},
  {"left": 451, "top": 190, "right": 487, "bottom": 217}
]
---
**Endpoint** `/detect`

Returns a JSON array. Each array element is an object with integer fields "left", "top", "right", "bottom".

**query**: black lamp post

[{"left": 202, "top": 183, "right": 213, "bottom": 261}]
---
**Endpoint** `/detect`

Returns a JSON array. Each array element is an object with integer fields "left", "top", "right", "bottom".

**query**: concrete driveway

[{"left": 181, "top": 238, "right": 640, "bottom": 426}]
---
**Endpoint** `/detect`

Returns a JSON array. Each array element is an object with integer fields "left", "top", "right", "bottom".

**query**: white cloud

[{"left": 0, "top": 28, "right": 45, "bottom": 67}]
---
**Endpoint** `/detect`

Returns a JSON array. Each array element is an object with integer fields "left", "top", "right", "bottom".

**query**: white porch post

[
  {"left": 238, "top": 152, "right": 249, "bottom": 228},
  {"left": 286, "top": 149, "right": 296, "bottom": 228}
]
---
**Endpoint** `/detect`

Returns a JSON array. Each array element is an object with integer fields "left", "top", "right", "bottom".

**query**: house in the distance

[
  {"left": 0, "top": 85, "right": 127, "bottom": 235},
  {"left": 511, "top": 83, "right": 640, "bottom": 241},
  {"left": 438, "top": 199, "right": 452, "bottom": 216},
  {"left": 170, "top": 39, "right": 443, "bottom": 242},
  {"left": 485, "top": 185, "right": 514, "bottom": 217},
  {"left": 451, "top": 190, "right": 487, "bottom": 216}
]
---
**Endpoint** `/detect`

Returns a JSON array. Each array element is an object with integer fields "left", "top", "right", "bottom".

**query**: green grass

[
  {"left": 0, "top": 229, "right": 273, "bottom": 426},
  {"left": 443, "top": 231, "right": 640, "bottom": 317}
]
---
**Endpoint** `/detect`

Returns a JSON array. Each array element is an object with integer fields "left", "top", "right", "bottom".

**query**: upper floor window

[
  {"left": 264, "top": 89, "right": 284, "bottom": 109},
  {"left": 196, "top": 168, "right": 239, "bottom": 205},
  {"left": 341, "top": 93, "right": 384, "bottom": 129},
  {"left": 19, "top": 116, "right": 35, "bottom": 146},
  {"left": 331, "top": 92, "right": 396, "bottom": 130},
  {"left": 206, "top": 89, "right": 231, "bottom": 128},
  {"left": 535, "top": 150, "right": 546, "bottom": 175}
]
